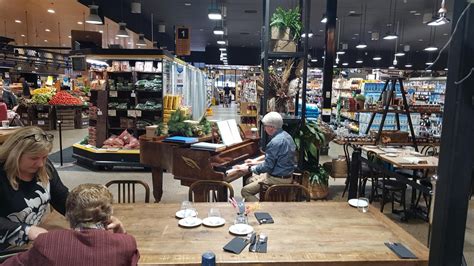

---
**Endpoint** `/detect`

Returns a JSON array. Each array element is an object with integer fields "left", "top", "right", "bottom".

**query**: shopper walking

[{"left": 223, "top": 83, "right": 232, "bottom": 107}]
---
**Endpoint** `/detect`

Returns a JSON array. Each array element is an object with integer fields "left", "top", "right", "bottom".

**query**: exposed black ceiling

[{"left": 78, "top": 0, "right": 453, "bottom": 68}]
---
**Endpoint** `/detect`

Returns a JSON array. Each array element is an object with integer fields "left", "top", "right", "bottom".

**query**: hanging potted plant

[{"left": 270, "top": 6, "right": 302, "bottom": 52}]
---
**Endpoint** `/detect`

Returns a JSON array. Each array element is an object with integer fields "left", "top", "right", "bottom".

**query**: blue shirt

[{"left": 251, "top": 129, "right": 296, "bottom": 176}]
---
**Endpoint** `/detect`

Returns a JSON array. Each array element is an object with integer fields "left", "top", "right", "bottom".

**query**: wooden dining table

[
  {"left": 361, "top": 146, "right": 438, "bottom": 170},
  {"left": 42, "top": 202, "right": 428, "bottom": 265}
]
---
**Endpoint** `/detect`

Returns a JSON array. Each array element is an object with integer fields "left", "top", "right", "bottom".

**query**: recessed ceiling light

[
  {"left": 405, "top": 64, "right": 413, "bottom": 67},
  {"left": 356, "top": 60, "right": 363, "bottom": 64},
  {"left": 15, "top": 20, "right": 22, "bottom": 23},
  {"left": 410, "top": 10, "right": 417, "bottom": 14},
  {"left": 77, "top": 21, "right": 83, "bottom": 25},
  {"left": 342, "top": 62, "right": 349, "bottom": 66},
  {"left": 388, "top": 66, "right": 395, "bottom": 69},
  {"left": 21, "top": 34, "right": 25, "bottom": 37},
  {"left": 418, "top": 39, "right": 423, "bottom": 42},
  {"left": 414, "top": 13, "right": 421, "bottom": 16},
  {"left": 444, "top": 68, "right": 448, "bottom": 71},
  {"left": 47, "top": 8, "right": 55, "bottom": 14},
  {"left": 68, "top": 35, "right": 71, "bottom": 38},
  {"left": 319, "top": 29, "right": 324, "bottom": 32},
  {"left": 443, "top": 33, "right": 448, "bottom": 36},
  {"left": 217, "top": 40, "right": 226, "bottom": 45},
  {"left": 395, "top": 52, "right": 405, "bottom": 56},
  {"left": 426, "top": 62, "right": 434, "bottom": 65},
  {"left": 184, "top": 3, "right": 191, "bottom": 6},
  {"left": 373, "top": 56, "right": 382, "bottom": 61},
  {"left": 219, "top": 48, "right": 226, "bottom": 51},
  {"left": 44, "top": 39, "right": 48, "bottom": 42},
  {"left": 311, "top": 59, "right": 318, "bottom": 62},
  {"left": 351, "top": 37, "right": 356, "bottom": 40},
  {"left": 354, "top": 33, "right": 359, "bottom": 36},
  {"left": 99, "top": 30, "right": 103, "bottom": 33},
  {"left": 424, "top": 46, "right": 438, "bottom": 52},
  {"left": 24, "top": 42, "right": 28, "bottom": 45},
  {"left": 45, "top": 29, "right": 51, "bottom": 32},
  {"left": 356, "top": 43, "right": 367, "bottom": 49}
]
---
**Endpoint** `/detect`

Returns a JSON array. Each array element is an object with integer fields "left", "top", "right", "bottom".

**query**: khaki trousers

[{"left": 241, "top": 173, "right": 293, "bottom": 202}]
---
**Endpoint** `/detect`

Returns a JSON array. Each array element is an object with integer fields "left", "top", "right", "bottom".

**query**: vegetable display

[{"left": 48, "top": 91, "right": 83, "bottom": 105}]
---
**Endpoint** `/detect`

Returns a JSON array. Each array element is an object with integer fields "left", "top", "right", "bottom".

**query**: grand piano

[{"left": 139, "top": 136, "right": 261, "bottom": 202}]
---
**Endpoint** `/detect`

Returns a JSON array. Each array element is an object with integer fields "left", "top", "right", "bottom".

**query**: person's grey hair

[{"left": 261, "top": 112, "right": 283, "bottom": 129}]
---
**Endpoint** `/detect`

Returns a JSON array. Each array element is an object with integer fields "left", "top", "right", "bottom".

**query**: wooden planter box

[
  {"left": 271, "top": 39, "right": 297, "bottom": 52},
  {"left": 271, "top": 26, "right": 291, "bottom": 40}
]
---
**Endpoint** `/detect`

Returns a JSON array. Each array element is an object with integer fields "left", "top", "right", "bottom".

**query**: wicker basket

[{"left": 310, "top": 184, "right": 329, "bottom": 200}]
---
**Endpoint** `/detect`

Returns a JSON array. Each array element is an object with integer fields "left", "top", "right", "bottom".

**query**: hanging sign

[{"left": 175, "top": 26, "right": 191, "bottom": 56}]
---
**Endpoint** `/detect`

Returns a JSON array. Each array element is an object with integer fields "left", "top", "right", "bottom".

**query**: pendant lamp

[{"left": 86, "top": 5, "right": 103, "bottom": 25}]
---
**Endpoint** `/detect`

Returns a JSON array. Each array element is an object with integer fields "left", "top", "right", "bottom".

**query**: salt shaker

[{"left": 201, "top": 251, "right": 216, "bottom": 266}]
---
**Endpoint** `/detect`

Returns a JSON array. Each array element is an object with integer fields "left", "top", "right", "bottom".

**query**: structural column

[{"left": 321, "top": 0, "right": 337, "bottom": 123}]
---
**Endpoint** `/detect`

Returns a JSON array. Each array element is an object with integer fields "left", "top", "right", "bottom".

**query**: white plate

[
  {"left": 382, "top": 148, "right": 399, "bottom": 153},
  {"left": 385, "top": 153, "right": 398, "bottom": 157},
  {"left": 0, "top": 126, "right": 20, "bottom": 130},
  {"left": 175, "top": 209, "right": 198, "bottom": 219},
  {"left": 229, "top": 224, "right": 254, "bottom": 235},
  {"left": 178, "top": 217, "right": 202, "bottom": 228},
  {"left": 348, "top": 198, "right": 369, "bottom": 208},
  {"left": 202, "top": 217, "right": 226, "bottom": 227}
]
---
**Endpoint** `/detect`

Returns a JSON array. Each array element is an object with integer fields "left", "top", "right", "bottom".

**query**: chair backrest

[
  {"left": 105, "top": 180, "right": 150, "bottom": 203},
  {"left": 421, "top": 145, "right": 439, "bottom": 156},
  {"left": 188, "top": 180, "right": 234, "bottom": 202},
  {"left": 264, "top": 184, "right": 311, "bottom": 202}
]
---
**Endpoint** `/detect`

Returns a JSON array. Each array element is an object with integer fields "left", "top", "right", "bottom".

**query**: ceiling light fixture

[
  {"left": 356, "top": 43, "right": 367, "bottom": 49},
  {"left": 383, "top": 0, "right": 398, "bottom": 40},
  {"left": 405, "top": 64, "right": 413, "bottom": 67},
  {"left": 302, "top": 31, "right": 314, "bottom": 38},
  {"left": 184, "top": 3, "right": 191, "bottom": 6},
  {"left": 208, "top": 0, "right": 222, "bottom": 20},
  {"left": 217, "top": 40, "right": 226, "bottom": 45},
  {"left": 77, "top": 21, "right": 83, "bottom": 25},
  {"left": 311, "top": 59, "right": 318, "bottom": 62},
  {"left": 427, "top": 0, "right": 450, "bottom": 26},
  {"left": 336, "top": 51, "right": 345, "bottom": 55},
  {"left": 219, "top": 48, "right": 226, "bottom": 51},
  {"left": 86, "top": 4, "right": 103, "bottom": 25},
  {"left": 320, "top": 14, "right": 327, "bottom": 23},
  {"left": 45, "top": 29, "right": 51, "bottom": 32},
  {"left": 356, "top": 59, "right": 363, "bottom": 64},
  {"left": 15, "top": 20, "right": 22, "bottom": 23},
  {"left": 116, "top": 22, "right": 129, "bottom": 38},
  {"left": 389, "top": 66, "right": 395, "bottom": 69},
  {"left": 424, "top": 46, "right": 438, "bottom": 51},
  {"left": 342, "top": 62, "right": 349, "bottom": 66},
  {"left": 373, "top": 56, "right": 382, "bottom": 61},
  {"left": 21, "top": 34, "right": 25, "bottom": 37},
  {"left": 395, "top": 52, "right": 405, "bottom": 56},
  {"left": 136, "top": 34, "right": 147, "bottom": 46},
  {"left": 426, "top": 62, "right": 434, "bottom": 65},
  {"left": 213, "top": 26, "right": 224, "bottom": 35}
]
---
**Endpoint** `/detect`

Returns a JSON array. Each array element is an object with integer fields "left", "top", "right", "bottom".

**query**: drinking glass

[
  {"left": 234, "top": 213, "right": 248, "bottom": 225},
  {"left": 181, "top": 200, "right": 195, "bottom": 218},
  {"left": 357, "top": 197, "right": 369, "bottom": 213},
  {"left": 208, "top": 208, "right": 221, "bottom": 219}
]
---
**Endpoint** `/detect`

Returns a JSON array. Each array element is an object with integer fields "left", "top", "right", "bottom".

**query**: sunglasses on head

[{"left": 23, "top": 133, "right": 54, "bottom": 142}]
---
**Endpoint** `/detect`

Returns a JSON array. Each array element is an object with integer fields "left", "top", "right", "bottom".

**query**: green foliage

[
  {"left": 199, "top": 116, "right": 212, "bottom": 135},
  {"left": 355, "top": 94, "right": 366, "bottom": 101},
  {"left": 167, "top": 109, "right": 193, "bottom": 137},
  {"left": 155, "top": 123, "right": 167, "bottom": 136},
  {"left": 80, "top": 136, "right": 89, "bottom": 145},
  {"left": 284, "top": 120, "right": 328, "bottom": 185},
  {"left": 270, "top": 6, "right": 302, "bottom": 40}
]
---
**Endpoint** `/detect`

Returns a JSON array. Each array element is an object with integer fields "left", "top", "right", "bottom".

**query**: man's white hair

[{"left": 261, "top": 112, "right": 283, "bottom": 129}]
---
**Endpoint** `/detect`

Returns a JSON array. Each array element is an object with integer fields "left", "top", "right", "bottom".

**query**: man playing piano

[{"left": 231, "top": 112, "right": 296, "bottom": 202}]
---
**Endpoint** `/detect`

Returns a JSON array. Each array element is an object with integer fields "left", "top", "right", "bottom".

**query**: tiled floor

[{"left": 49, "top": 102, "right": 473, "bottom": 264}]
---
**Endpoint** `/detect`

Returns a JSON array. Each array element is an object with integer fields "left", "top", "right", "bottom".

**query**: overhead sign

[{"left": 175, "top": 26, "right": 191, "bottom": 56}]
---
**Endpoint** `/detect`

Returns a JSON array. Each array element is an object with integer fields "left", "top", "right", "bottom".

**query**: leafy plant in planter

[
  {"left": 270, "top": 6, "right": 302, "bottom": 41},
  {"left": 284, "top": 120, "right": 333, "bottom": 199}
]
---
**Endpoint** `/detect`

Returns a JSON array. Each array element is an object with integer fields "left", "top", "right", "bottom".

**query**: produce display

[
  {"left": 49, "top": 91, "right": 83, "bottom": 105},
  {"left": 135, "top": 79, "right": 162, "bottom": 91},
  {"left": 102, "top": 129, "right": 140, "bottom": 149},
  {"left": 31, "top": 87, "right": 55, "bottom": 104},
  {"left": 135, "top": 101, "right": 162, "bottom": 111}
]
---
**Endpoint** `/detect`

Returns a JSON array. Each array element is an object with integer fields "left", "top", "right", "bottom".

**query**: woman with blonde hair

[
  {"left": 3, "top": 184, "right": 139, "bottom": 265},
  {"left": 0, "top": 127, "right": 124, "bottom": 251}
]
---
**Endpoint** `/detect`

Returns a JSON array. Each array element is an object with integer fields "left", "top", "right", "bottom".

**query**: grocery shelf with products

[{"left": 332, "top": 76, "right": 445, "bottom": 140}]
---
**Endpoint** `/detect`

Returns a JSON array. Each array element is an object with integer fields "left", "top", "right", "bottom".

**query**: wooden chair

[
  {"left": 188, "top": 180, "right": 234, "bottom": 202},
  {"left": 105, "top": 180, "right": 150, "bottom": 203},
  {"left": 264, "top": 184, "right": 311, "bottom": 202},
  {"left": 258, "top": 172, "right": 303, "bottom": 202}
]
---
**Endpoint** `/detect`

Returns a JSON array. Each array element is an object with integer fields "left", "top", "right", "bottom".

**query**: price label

[
  {"left": 131, "top": 91, "right": 136, "bottom": 97},
  {"left": 135, "top": 110, "right": 142, "bottom": 117},
  {"left": 38, "top": 120, "right": 45, "bottom": 125},
  {"left": 127, "top": 110, "right": 136, "bottom": 117},
  {"left": 108, "top": 110, "right": 116, "bottom": 116},
  {"left": 109, "top": 91, "right": 118, "bottom": 97}
]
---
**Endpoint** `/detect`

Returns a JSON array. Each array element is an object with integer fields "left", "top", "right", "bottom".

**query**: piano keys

[{"left": 139, "top": 136, "right": 261, "bottom": 202}]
